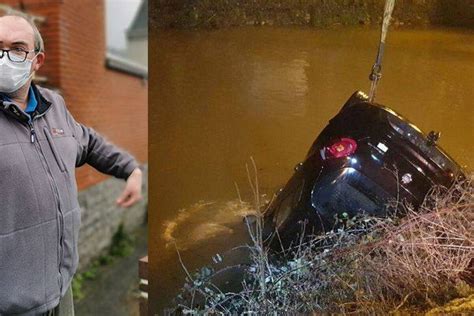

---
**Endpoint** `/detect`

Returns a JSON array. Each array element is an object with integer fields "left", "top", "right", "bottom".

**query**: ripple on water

[{"left": 162, "top": 199, "right": 258, "bottom": 250}]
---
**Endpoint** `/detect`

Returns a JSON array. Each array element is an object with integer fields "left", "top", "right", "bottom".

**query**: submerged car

[{"left": 263, "top": 91, "right": 463, "bottom": 249}]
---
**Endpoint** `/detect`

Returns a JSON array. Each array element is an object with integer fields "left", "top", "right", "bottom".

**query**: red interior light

[{"left": 327, "top": 138, "right": 358, "bottom": 158}]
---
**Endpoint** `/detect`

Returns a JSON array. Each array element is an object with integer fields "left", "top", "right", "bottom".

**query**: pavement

[{"left": 75, "top": 225, "right": 148, "bottom": 316}]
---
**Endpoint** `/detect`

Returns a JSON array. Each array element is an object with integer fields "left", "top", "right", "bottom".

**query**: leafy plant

[{"left": 72, "top": 223, "right": 136, "bottom": 301}]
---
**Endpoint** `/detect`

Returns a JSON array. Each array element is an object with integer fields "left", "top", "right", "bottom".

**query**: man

[{"left": 0, "top": 12, "right": 143, "bottom": 315}]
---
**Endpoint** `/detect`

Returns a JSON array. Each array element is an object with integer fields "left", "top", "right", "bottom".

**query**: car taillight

[{"left": 326, "top": 138, "right": 357, "bottom": 158}]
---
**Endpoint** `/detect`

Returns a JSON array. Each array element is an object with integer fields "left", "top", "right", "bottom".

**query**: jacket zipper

[
  {"left": 6, "top": 100, "right": 64, "bottom": 293},
  {"left": 28, "top": 120, "right": 36, "bottom": 143},
  {"left": 27, "top": 117, "right": 65, "bottom": 294},
  {"left": 25, "top": 102, "right": 52, "bottom": 143}
]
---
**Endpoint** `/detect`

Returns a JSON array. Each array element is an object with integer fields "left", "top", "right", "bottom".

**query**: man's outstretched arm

[{"left": 64, "top": 107, "right": 143, "bottom": 207}]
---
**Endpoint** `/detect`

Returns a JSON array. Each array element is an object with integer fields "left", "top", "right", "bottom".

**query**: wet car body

[{"left": 264, "top": 91, "right": 463, "bottom": 249}]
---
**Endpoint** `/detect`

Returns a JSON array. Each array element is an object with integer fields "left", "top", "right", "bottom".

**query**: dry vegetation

[{"left": 172, "top": 166, "right": 473, "bottom": 315}]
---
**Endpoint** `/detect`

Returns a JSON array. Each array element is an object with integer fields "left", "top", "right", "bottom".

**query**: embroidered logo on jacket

[{"left": 51, "top": 128, "right": 65, "bottom": 136}]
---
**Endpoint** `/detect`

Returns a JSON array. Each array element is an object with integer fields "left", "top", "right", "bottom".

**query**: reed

[{"left": 172, "top": 170, "right": 473, "bottom": 314}]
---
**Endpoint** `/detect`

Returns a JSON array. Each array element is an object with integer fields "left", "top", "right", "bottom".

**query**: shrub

[{"left": 173, "top": 169, "right": 473, "bottom": 314}]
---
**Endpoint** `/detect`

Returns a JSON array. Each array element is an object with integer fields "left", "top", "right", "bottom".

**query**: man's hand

[{"left": 116, "top": 167, "right": 143, "bottom": 208}]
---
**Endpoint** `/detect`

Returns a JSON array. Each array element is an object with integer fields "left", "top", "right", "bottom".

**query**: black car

[{"left": 263, "top": 91, "right": 463, "bottom": 249}]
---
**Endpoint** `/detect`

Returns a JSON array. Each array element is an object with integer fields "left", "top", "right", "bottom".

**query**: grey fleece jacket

[{"left": 0, "top": 84, "right": 139, "bottom": 315}]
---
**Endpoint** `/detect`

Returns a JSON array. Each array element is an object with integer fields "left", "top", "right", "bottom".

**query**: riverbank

[
  {"left": 171, "top": 176, "right": 473, "bottom": 314},
  {"left": 151, "top": 0, "right": 474, "bottom": 29}
]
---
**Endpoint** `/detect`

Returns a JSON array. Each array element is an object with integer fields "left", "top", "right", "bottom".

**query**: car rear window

[{"left": 311, "top": 168, "right": 392, "bottom": 219}]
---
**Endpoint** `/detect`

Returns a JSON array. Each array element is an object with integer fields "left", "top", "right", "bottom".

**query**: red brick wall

[{"left": 3, "top": 0, "right": 148, "bottom": 190}]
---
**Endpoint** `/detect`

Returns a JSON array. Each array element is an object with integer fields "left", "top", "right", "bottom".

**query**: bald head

[{"left": 0, "top": 13, "right": 44, "bottom": 52}]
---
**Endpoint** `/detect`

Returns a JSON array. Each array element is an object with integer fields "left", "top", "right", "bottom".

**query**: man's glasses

[{"left": 0, "top": 48, "right": 36, "bottom": 63}]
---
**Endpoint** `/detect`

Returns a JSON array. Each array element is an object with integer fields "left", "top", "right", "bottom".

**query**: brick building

[{"left": 1, "top": 0, "right": 148, "bottom": 268}]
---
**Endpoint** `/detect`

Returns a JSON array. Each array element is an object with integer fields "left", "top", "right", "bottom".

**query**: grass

[
  {"left": 72, "top": 223, "right": 136, "bottom": 301},
  {"left": 172, "top": 162, "right": 473, "bottom": 314}
]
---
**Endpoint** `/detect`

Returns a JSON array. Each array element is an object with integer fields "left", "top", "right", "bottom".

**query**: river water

[{"left": 149, "top": 26, "right": 473, "bottom": 313}]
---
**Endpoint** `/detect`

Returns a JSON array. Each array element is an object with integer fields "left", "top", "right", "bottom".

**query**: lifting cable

[{"left": 368, "top": 0, "right": 396, "bottom": 103}]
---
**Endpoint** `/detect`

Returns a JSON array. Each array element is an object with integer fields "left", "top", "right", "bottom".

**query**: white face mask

[{"left": 0, "top": 54, "right": 36, "bottom": 94}]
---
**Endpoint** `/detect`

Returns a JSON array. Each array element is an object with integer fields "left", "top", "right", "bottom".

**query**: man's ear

[{"left": 33, "top": 52, "right": 45, "bottom": 72}]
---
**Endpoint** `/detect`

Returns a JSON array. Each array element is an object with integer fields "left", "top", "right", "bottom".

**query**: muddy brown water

[{"left": 149, "top": 26, "right": 474, "bottom": 314}]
